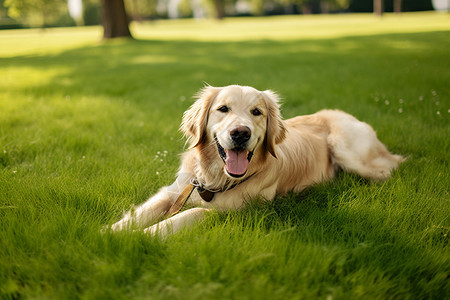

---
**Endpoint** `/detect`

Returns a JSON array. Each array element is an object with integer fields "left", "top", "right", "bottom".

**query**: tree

[
  {"left": 101, "top": 0, "right": 132, "bottom": 39},
  {"left": 214, "top": 0, "right": 225, "bottom": 18},
  {"left": 4, "top": 0, "right": 68, "bottom": 27},
  {"left": 373, "top": 0, "right": 383, "bottom": 15},
  {"left": 393, "top": 0, "right": 402, "bottom": 13},
  {"left": 126, "top": 0, "right": 159, "bottom": 21}
]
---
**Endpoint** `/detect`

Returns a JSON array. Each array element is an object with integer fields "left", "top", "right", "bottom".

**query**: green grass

[{"left": 1, "top": 12, "right": 449, "bottom": 299}]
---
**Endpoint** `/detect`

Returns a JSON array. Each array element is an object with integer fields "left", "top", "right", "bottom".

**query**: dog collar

[
  {"left": 193, "top": 182, "right": 216, "bottom": 202},
  {"left": 190, "top": 175, "right": 255, "bottom": 202},
  {"left": 189, "top": 178, "right": 223, "bottom": 202},
  {"left": 166, "top": 181, "right": 213, "bottom": 218},
  {"left": 166, "top": 174, "right": 255, "bottom": 218}
]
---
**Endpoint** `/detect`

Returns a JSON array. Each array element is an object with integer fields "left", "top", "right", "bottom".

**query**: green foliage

[
  {"left": 126, "top": 0, "right": 160, "bottom": 20},
  {"left": 4, "top": 0, "right": 71, "bottom": 27},
  {"left": 83, "top": 0, "right": 101, "bottom": 25},
  {"left": 0, "top": 13, "right": 449, "bottom": 299},
  {"left": 349, "top": 0, "right": 433, "bottom": 12},
  {"left": 0, "top": 0, "right": 437, "bottom": 29}
]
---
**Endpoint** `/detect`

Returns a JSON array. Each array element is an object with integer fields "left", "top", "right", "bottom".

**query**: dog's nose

[{"left": 230, "top": 126, "right": 251, "bottom": 146}]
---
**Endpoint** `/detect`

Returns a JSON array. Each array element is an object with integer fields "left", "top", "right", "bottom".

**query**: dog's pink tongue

[{"left": 225, "top": 149, "right": 249, "bottom": 176}]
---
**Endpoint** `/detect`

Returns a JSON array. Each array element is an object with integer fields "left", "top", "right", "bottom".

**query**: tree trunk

[
  {"left": 101, "top": 0, "right": 132, "bottom": 39},
  {"left": 302, "top": 3, "right": 313, "bottom": 14},
  {"left": 394, "top": 0, "right": 402, "bottom": 14},
  {"left": 215, "top": 0, "right": 225, "bottom": 19},
  {"left": 320, "top": 1, "right": 330, "bottom": 14},
  {"left": 284, "top": 4, "right": 296, "bottom": 14},
  {"left": 373, "top": 0, "right": 384, "bottom": 16}
]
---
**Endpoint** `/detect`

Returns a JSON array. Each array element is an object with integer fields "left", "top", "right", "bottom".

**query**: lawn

[{"left": 1, "top": 12, "right": 449, "bottom": 299}]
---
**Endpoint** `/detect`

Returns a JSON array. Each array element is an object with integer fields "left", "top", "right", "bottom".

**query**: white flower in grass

[
  {"left": 398, "top": 108, "right": 403, "bottom": 113},
  {"left": 156, "top": 171, "right": 160, "bottom": 175},
  {"left": 385, "top": 100, "right": 390, "bottom": 105},
  {"left": 419, "top": 96, "right": 423, "bottom": 101},
  {"left": 436, "top": 111, "right": 441, "bottom": 115}
]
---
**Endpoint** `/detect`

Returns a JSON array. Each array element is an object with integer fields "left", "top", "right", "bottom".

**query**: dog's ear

[
  {"left": 181, "top": 86, "right": 221, "bottom": 148},
  {"left": 261, "top": 90, "right": 286, "bottom": 158}
]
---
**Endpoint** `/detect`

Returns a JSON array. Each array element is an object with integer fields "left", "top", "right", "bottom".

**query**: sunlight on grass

[
  {"left": 131, "top": 12, "right": 450, "bottom": 41},
  {"left": 131, "top": 54, "right": 178, "bottom": 64},
  {"left": 0, "top": 26, "right": 102, "bottom": 57},
  {"left": 1, "top": 12, "right": 449, "bottom": 58}
]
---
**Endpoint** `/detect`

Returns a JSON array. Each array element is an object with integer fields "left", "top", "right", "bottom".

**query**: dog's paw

[
  {"left": 101, "top": 219, "right": 129, "bottom": 233},
  {"left": 143, "top": 223, "right": 170, "bottom": 239}
]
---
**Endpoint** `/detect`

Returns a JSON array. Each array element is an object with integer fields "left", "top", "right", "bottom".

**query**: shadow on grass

[{"left": 210, "top": 172, "right": 449, "bottom": 298}]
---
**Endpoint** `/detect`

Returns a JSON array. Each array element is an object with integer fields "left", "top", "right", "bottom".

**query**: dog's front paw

[
  {"left": 143, "top": 223, "right": 171, "bottom": 239},
  {"left": 101, "top": 219, "right": 129, "bottom": 233}
]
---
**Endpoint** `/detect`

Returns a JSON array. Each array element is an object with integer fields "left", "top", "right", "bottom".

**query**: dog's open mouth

[{"left": 216, "top": 141, "right": 253, "bottom": 178}]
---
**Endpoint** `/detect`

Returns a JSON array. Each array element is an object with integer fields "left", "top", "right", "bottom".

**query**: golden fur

[{"left": 108, "top": 85, "right": 404, "bottom": 237}]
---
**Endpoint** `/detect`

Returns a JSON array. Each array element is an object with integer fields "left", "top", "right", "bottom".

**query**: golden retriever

[{"left": 107, "top": 85, "right": 404, "bottom": 237}]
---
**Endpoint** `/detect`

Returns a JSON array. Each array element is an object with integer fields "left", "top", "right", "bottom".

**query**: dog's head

[{"left": 181, "top": 85, "right": 286, "bottom": 179}]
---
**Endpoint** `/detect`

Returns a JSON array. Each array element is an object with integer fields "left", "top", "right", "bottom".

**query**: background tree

[
  {"left": 126, "top": 0, "right": 159, "bottom": 21},
  {"left": 203, "top": 0, "right": 234, "bottom": 19},
  {"left": 1, "top": 0, "right": 436, "bottom": 29},
  {"left": 394, "top": 0, "right": 402, "bottom": 12},
  {"left": 276, "top": 0, "right": 348, "bottom": 14},
  {"left": 214, "top": 0, "right": 225, "bottom": 18},
  {"left": 101, "top": 0, "right": 132, "bottom": 39},
  {"left": 374, "top": 0, "right": 384, "bottom": 15},
  {"left": 4, "top": 0, "right": 69, "bottom": 27},
  {"left": 349, "top": 0, "right": 431, "bottom": 12},
  {"left": 83, "top": 0, "right": 101, "bottom": 25}
]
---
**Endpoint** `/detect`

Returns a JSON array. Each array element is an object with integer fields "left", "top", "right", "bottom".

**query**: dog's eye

[
  {"left": 218, "top": 106, "right": 229, "bottom": 113},
  {"left": 251, "top": 108, "right": 262, "bottom": 116}
]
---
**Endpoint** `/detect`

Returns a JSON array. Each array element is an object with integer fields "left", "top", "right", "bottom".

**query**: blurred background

[{"left": 0, "top": 0, "right": 447, "bottom": 31}]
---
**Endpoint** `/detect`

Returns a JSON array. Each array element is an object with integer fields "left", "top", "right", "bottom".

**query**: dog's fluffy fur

[{"left": 109, "top": 85, "right": 404, "bottom": 236}]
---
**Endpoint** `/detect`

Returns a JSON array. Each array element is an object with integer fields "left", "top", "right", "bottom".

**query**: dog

[{"left": 107, "top": 85, "right": 404, "bottom": 237}]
